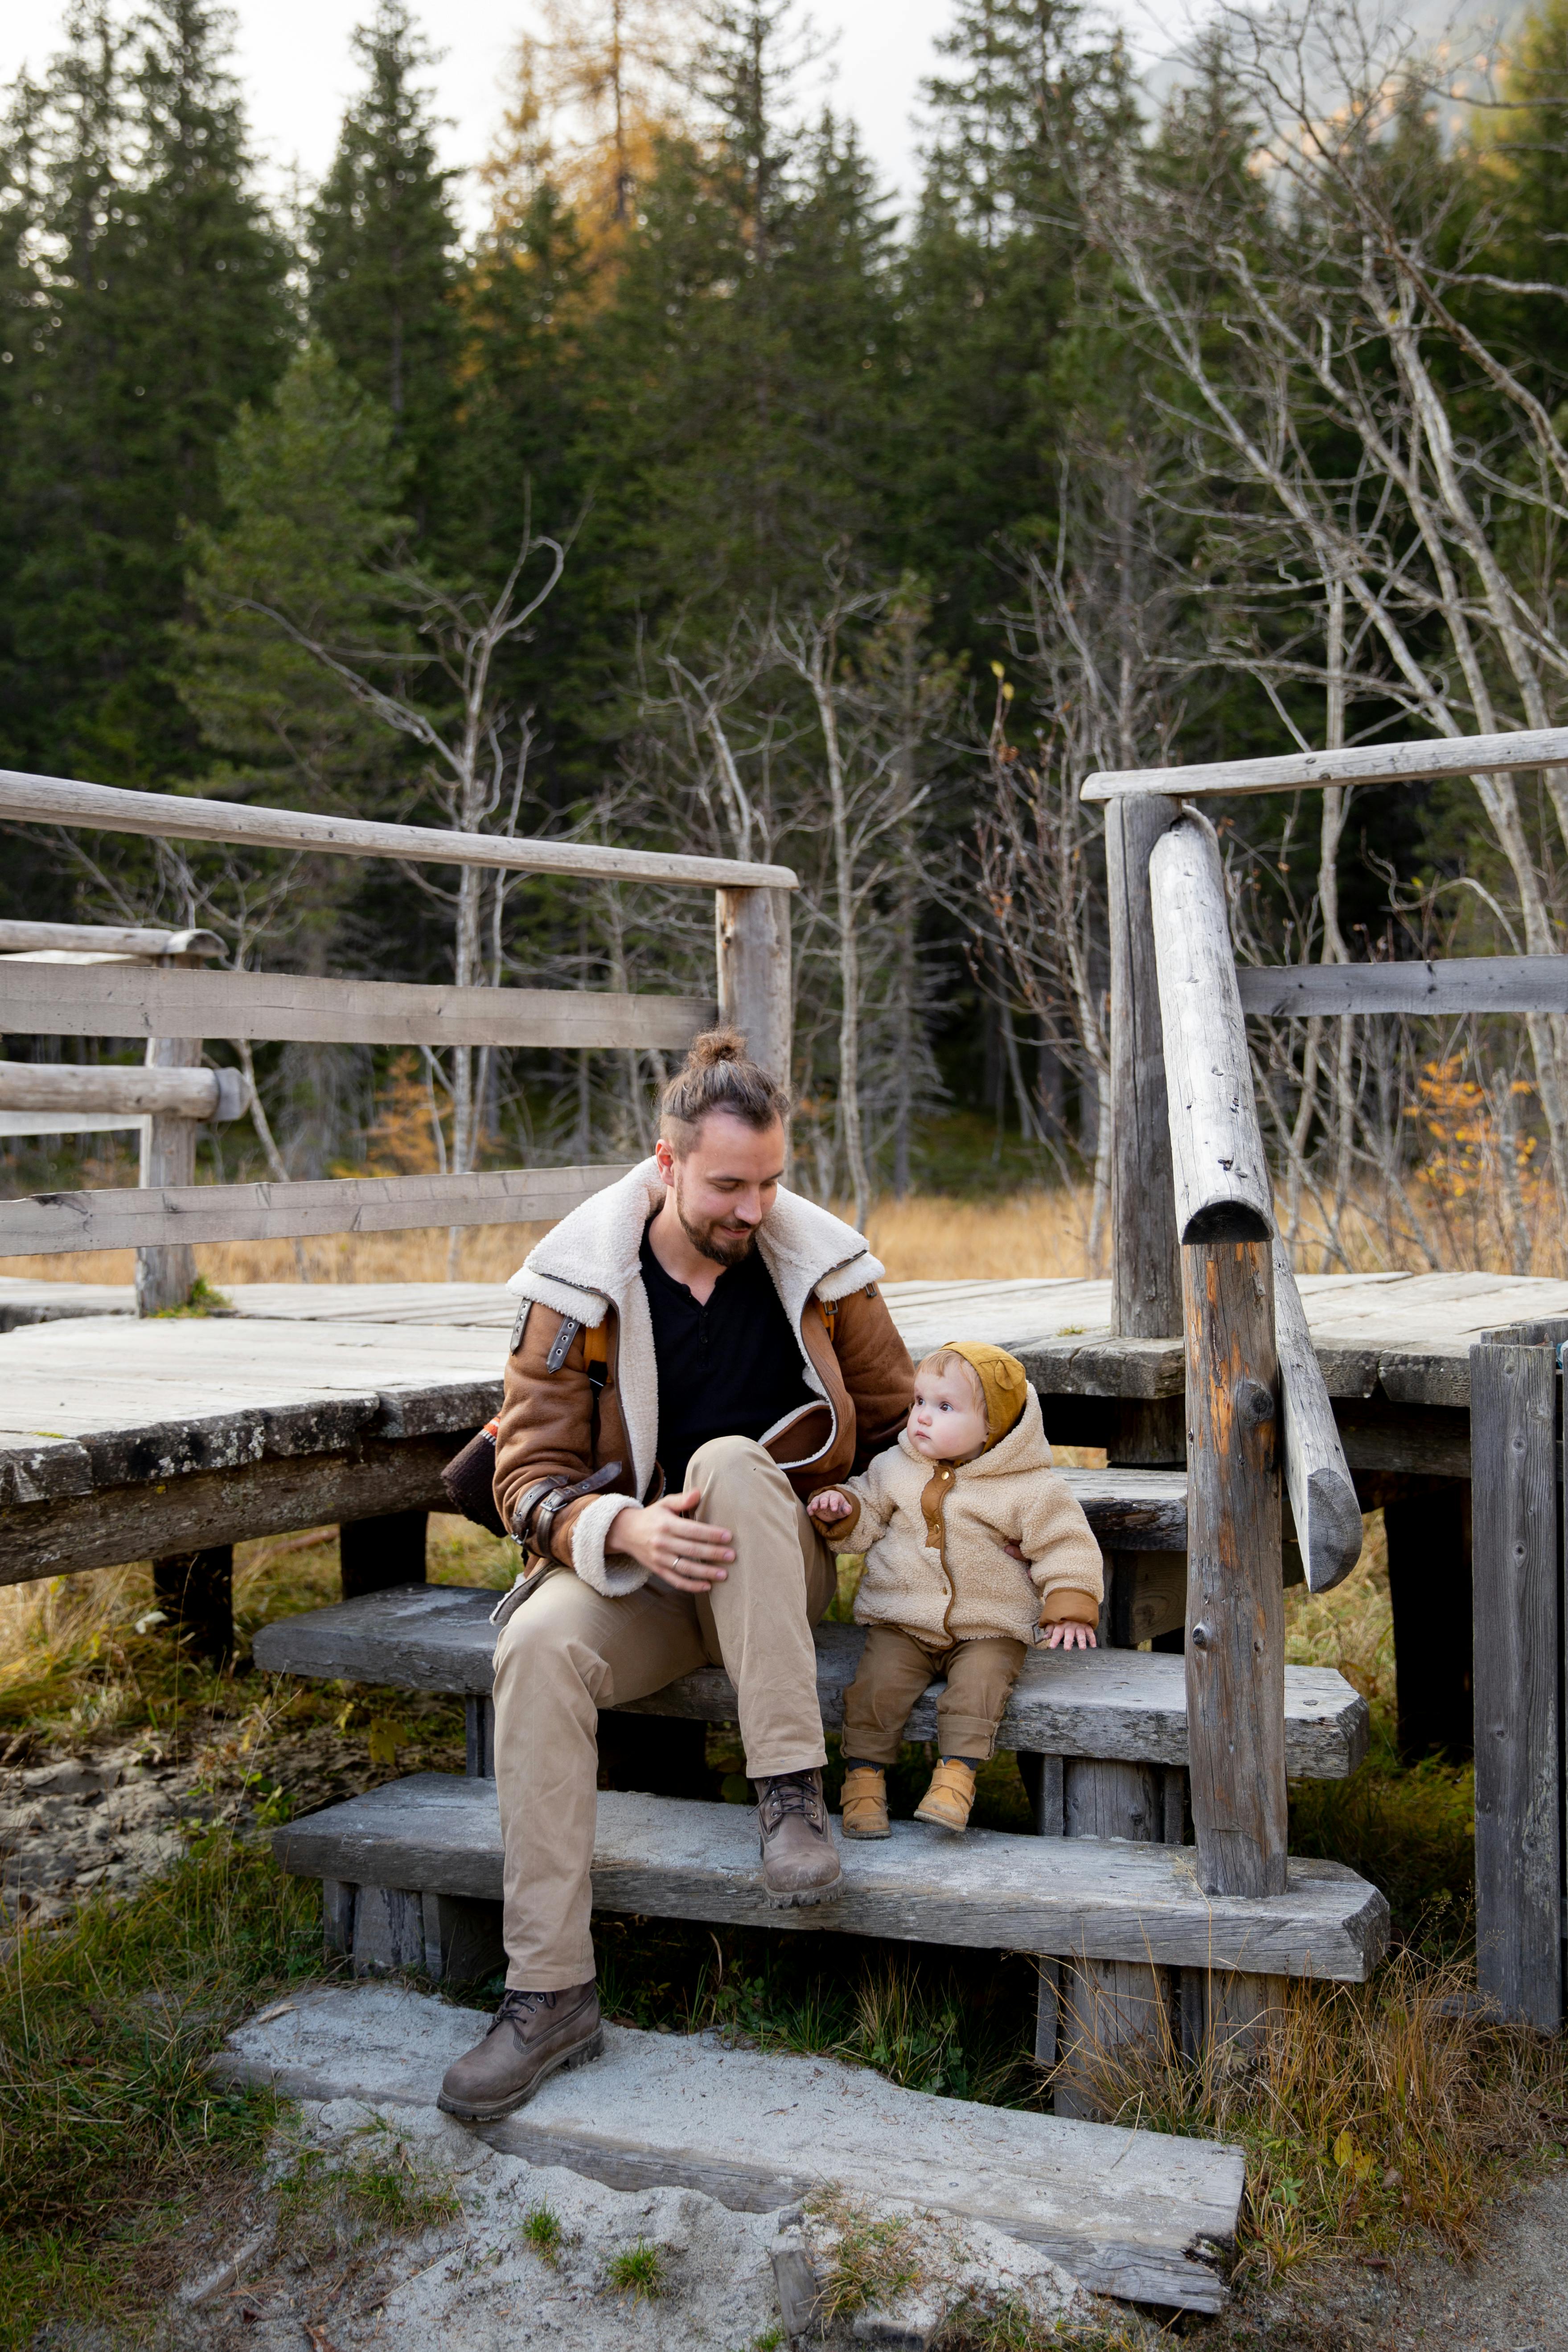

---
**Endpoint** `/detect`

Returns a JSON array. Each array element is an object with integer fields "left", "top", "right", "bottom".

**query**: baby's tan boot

[
  {"left": 914, "top": 1759, "right": 976, "bottom": 1832},
  {"left": 839, "top": 1765, "right": 891, "bottom": 1839}
]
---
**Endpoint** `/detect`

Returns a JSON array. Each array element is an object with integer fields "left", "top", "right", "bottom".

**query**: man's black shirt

[{"left": 639, "top": 1219, "right": 814, "bottom": 1481}]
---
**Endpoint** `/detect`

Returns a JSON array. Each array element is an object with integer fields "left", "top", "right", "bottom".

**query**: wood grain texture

[
  {"left": 0, "top": 768, "right": 799, "bottom": 891},
  {"left": 0, "top": 1059, "right": 227, "bottom": 1117},
  {"left": 1106, "top": 795, "right": 1183, "bottom": 1338},
  {"left": 0, "top": 920, "right": 223, "bottom": 958},
  {"left": 715, "top": 887, "right": 792, "bottom": 1084},
  {"left": 1238, "top": 956, "right": 1568, "bottom": 1018},
  {"left": 1, "top": 960, "right": 714, "bottom": 1051},
  {"left": 1083, "top": 725, "right": 1568, "bottom": 804},
  {"left": 272, "top": 1775, "right": 1389, "bottom": 1978},
  {"left": 1272, "top": 1238, "right": 1364, "bottom": 1594},
  {"left": 0, "top": 1440, "right": 459, "bottom": 1583},
  {"left": 1149, "top": 816, "right": 1273, "bottom": 1244},
  {"left": 1470, "top": 1342, "right": 1563, "bottom": 2028},
  {"left": 1055, "top": 1759, "right": 1170, "bottom": 2122},
  {"left": 0, "top": 1161, "right": 631, "bottom": 1256},
  {"left": 1184, "top": 1240, "right": 1289, "bottom": 1898},
  {"left": 136, "top": 1035, "right": 200, "bottom": 1316},
  {"left": 252, "top": 1590, "right": 1369, "bottom": 1777},
  {"left": 213, "top": 1986, "right": 1247, "bottom": 2314}
]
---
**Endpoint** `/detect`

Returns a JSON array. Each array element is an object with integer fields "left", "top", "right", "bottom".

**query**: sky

[{"left": 0, "top": 0, "right": 1200, "bottom": 229}]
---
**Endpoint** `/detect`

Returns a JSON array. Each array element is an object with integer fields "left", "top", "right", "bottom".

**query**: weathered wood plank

[
  {"left": 0, "top": 919, "right": 223, "bottom": 958},
  {"left": 1185, "top": 1239, "right": 1289, "bottom": 1898},
  {"left": 252, "top": 1590, "right": 1370, "bottom": 1778},
  {"left": 1106, "top": 795, "right": 1182, "bottom": 1338},
  {"left": 1149, "top": 814, "right": 1272, "bottom": 1244},
  {"left": 0, "top": 1059, "right": 241, "bottom": 1120},
  {"left": 1238, "top": 956, "right": 1568, "bottom": 1019},
  {"left": 1470, "top": 1341, "right": 1562, "bottom": 2028},
  {"left": 0, "top": 768, "right": 798, "bottom": 891},
  {"left": 272, "top": 1775, "right": 1390, "bottom": 1979},
  {"left": 715, "top": 887, "right": 792, "bottom": 1084},
  {"left": 1272, "top": 1238, "right": 1363, "bottom": 1594},
  {"left": 1083, "top": 725, "right": 1568, "bottom": 804},
  {"left": 0, "top": 1162, "right": 632, "bottom": 1256},
  {"left": 213, "top": 1984, "right": 1248, "bottom": 2315},
  {"left": 0, "top": 960, "right": 714, "bottom": 1051},
  {"left": 0, "top": 1440, "right": 460, "bottom": 1584}
]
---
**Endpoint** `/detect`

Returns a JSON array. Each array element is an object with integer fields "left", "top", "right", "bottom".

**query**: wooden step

[
  {"left": 212, "top": 1980, "right": 1247, "bottom": 2313},
  {"left": 275, "top": 1773, "right": 1389, "bottom": 1981},
  {"left": 255, "top": 1585, "right": 1369, "bottom": 1778}
]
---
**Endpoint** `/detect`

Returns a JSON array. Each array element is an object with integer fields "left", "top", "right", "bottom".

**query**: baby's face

[{"left": 907, "top": 1365, "right": 989, "bottom": 1462}]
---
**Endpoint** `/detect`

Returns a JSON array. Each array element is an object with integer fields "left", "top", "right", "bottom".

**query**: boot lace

[
  {"left": 758, "top": 1770, "right": 823, "bottom": 1834},
  {"left": 494, "top": 1987, "right": 556, "bottom": 2033}
]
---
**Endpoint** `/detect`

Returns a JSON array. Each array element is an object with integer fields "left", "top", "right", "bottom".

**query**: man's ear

[{"left": 653, "top": 1137, "right": 677, "bottom": 1186}]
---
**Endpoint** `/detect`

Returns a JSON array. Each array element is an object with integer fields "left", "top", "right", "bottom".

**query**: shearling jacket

[
  {"left": 816, "top": 1383, "right": 1104, "bottom": 1648},
  {"left": 490, "top": 1160, "right": 915, "bottom": 1620}
]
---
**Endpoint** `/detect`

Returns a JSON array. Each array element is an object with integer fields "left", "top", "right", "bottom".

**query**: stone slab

[
  {"left": 254, "top": 1586, "right": 1370, "bottom": 1778},
  {"left": 212, "top": 1979, "right": 1246, "bottom": 2311},
  {"left": 274, "top": 1774, "right": 1389, "bottom": 1981}
]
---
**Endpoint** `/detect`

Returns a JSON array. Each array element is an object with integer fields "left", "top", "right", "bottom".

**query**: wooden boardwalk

[{"left": 0, "top": 1265, "right": 1551, "bottom": 1584}]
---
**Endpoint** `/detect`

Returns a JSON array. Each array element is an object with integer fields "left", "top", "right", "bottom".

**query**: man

[{"left": 438, "top": 1028, "right": 915, "bottom": 2122}]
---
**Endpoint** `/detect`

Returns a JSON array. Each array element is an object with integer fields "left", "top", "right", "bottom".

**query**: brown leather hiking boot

[
  {"left": 755, "top": 1768, "right": 842, "bottom": 1905},
  {"left": 437, "top": 1981, "right": 602, "bottom": 2122}
]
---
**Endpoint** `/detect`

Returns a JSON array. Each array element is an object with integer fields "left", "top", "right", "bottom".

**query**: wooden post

[
  {"left": 135, "top": 1034, "right": 201, "bottom": 1314},
  {"left": 340, "top": 1509, "right": 428, "bottom": 1598},
  {"left": 1184, "top": 1240, "right": 1288, "bottom": 1896},
  {"left": 1470, "top": 1335, "right": 1562, "bottom": 2028},
  {"left": 715, "top": 887, "right": 792, "bottom": 1084},
  {"left": 152, "top": 1545, "right": 233, "bottom": 1659},
  {"left": 1054, "top": 1759, "right": 1173, "bottom": 2119},
  {"left": 1106, "top": 794, "right": 1182, "bottom": 1341}
]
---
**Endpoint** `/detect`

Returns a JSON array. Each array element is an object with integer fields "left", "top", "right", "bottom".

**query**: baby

[{"left": 807, "top": 1341, "right": 1104, "bottom": 1837}]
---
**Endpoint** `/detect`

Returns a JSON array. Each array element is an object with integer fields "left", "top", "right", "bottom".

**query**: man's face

[{"left": 657, "top": 1113, "right": 787, "bottom": 1266}]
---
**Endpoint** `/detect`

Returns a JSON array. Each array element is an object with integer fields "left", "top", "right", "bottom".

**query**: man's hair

[
  {"left": 660, "top": 1027, "right": 791, "bottom": 1156},
  {"left": 917, "top": 1348, "right": 985, "bottom": 1412}
]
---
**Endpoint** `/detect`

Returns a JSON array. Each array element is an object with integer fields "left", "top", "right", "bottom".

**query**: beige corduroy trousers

[{"left": 490, "top": 1434, "right": 836, "bottom": 1990}]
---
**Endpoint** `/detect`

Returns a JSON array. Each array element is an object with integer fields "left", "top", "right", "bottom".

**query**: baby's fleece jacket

[{"left": 813, "top": 1382, "right": 1104, "bottom": 1649}]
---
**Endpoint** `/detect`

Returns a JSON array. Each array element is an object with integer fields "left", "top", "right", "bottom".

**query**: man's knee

[
  {"left": 493, "top": 1584, "right": 612, "bottom": 1710},
  {"left": 685, "top": 1433, "right": 778, "bottom": 1494}
]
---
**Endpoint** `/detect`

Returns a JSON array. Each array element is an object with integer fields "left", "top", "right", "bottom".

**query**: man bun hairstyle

[{"left": 660, "top": 1026, "right": 792, "bottom": 1155}]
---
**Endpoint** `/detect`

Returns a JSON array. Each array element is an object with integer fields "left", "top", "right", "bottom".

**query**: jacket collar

[{"left": 506, "top": 1157, "right": 884, "bottom": 1334}]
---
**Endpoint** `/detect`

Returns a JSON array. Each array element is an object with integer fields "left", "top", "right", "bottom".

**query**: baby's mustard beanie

[{"left": 940, "top": 1341, "right": 1029, "bottom": 1449}]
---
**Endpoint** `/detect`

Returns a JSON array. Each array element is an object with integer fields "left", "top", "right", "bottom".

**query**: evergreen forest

[{"left": 7, "top": 0, "right": 1568, "bottom": 1270}]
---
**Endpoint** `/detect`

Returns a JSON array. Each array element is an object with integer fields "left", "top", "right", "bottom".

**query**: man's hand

[
  {"left": 608, "top": 1491, "right": 734, "bottom": 1594},
  {"left": 1042, "top": 1619, "right": 1097, "bottom": 1651},
  {"left": 807, "top": 1489, "right": 852, "bottom": 1522}
]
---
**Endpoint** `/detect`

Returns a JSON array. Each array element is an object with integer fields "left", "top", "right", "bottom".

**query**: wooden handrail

[
  {"left": 0, "top": 1163, "right": 633, "bottom": 1255},
  {"left": 1149, "top": 814, "right": 1272, "bottom": 1244},
  {"left": 0, "top": 1061, "right": 247, "bottom": 1121},
  {"left": 0, "top": 962, "right": 715, "bottom": 1052},
  {"left": 0, "top": 920, "right": 224, "bottom": 959},
  {"left": 1272, "top": 1238, "right": 1363, "bottom": 1595},
  {"left": 1082, "top": 724, "right": 1568, "bottom": 804},
  {"left": 1238, "top": 956, "right": 1568, "bottom": 1016},
  {"left": 0, "top": 769, "right": 799, "bottom": 892}
]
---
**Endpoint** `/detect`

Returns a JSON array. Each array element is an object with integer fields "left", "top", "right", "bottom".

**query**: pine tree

[
  {"left": 308, "top": 2, "right": 460, "bottom": 521},
  {"left": 0, "top": 1, "right": 289, "bottom": 785}
]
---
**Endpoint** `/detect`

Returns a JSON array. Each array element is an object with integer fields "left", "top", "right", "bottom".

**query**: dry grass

[{"left": 1070, "top": 1951, "right": 1568, "bottom": 2287}]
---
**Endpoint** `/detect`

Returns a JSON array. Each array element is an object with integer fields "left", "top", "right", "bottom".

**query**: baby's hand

[
  {"left": 809, "top": 1489, "right": 851, "bottom": 1522},
  {"left": 1042, "top": 1619, "right": 1098, "bottom": 1650}
]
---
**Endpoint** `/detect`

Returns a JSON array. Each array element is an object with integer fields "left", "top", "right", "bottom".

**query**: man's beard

[{"left": 676, "top": 1184, "right": 758, "bottom": 1268}]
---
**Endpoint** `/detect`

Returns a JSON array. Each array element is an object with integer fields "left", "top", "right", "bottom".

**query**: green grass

[
  {"left": 521, "top": 2200, "right": 564, "bottom": 2263},
  {"left": 604, "top": 2237, "right": 666, "bottom": 2298},
  {"left": 0, "top": 1826, "right": 323, "bottom": 2349}
]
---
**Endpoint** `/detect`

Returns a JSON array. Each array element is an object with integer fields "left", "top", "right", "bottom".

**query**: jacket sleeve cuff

[
  {"left": 809, "top": 1490, "right": 862, "bottom": 1547},
  {"left": 564, "top": 1491, "right": 649, "bottom": 1598},
  {"left": 1038, "top": 1584, "right": 1100, "bottom": 1626}
]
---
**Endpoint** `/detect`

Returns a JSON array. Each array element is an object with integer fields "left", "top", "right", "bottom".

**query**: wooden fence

[
  {"left": 1085, "top": 726, "right": 1568, "bottom": 2030},
  {"left": 0, "top": 769, "right": 796, "bottom": 1300}
]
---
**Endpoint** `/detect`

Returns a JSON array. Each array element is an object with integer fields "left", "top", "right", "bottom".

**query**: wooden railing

[
  {"left": 0, "top": 771, "right": 797, "bottom": 1297},
  {"left": 1087, "top": 726, "right": 1567, "bottom": 2026}
]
